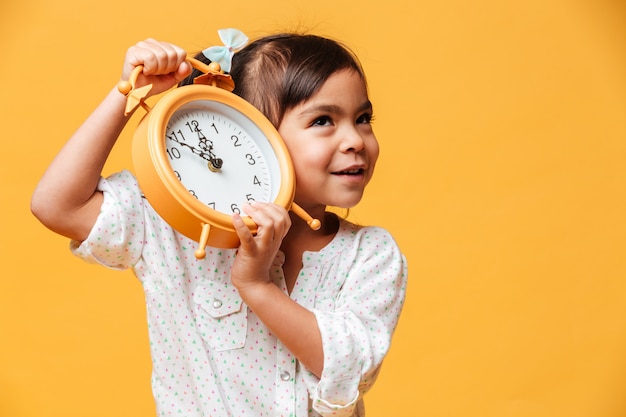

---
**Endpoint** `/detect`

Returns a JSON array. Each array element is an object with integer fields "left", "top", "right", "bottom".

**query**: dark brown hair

[{"left": 180, "top": 33, "right": 365, "bottom": 127}]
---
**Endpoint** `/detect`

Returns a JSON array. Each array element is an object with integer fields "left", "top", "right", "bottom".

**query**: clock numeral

[
  {"left": 167, "top": 147, "right": 182, "bottom": 160},
  {"left": 245, "top": 153, "right": 256, "bottom": 165},
  {"left": 230, "top": 135, "right": 241, "bottom": 147},
  {"left": 246, "top": 194, "right": 255, "bottom": 202},
  {"left": 231, "top": 203, "right": 241, "bottom": 214},
  {"left": 167, "top": 129, "right": 186, "bottom": 142},
  {"left": 185, "top": 120, "right": 200, "bottom": 132},
  {"left": 173, "top": 170, "right": 181, "bottom": 180},
  {"left": 189, "top": 189, "right": 198, "bottom": 198},
  {"left": 208, "top": 202, "right": 216, "bottom": 209},
  {"left": 253, "top": 175, "right": 261, "bottom": 186},
  {"left": 211, "top": 123, "right": 219, "bottom": 134}
]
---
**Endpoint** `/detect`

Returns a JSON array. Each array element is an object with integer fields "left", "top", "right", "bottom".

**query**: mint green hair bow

[{"left": 202, "top": 28, "right": 249, "bottom": 73}]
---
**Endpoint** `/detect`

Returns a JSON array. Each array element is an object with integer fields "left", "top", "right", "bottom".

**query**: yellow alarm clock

[{"left": 118, "top": 57, "right": 320, "bottom": 259}]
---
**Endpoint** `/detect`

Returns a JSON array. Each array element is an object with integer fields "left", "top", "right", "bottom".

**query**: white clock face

[{"left": 164, "top": 100, "right": 282, "bottom": 215}]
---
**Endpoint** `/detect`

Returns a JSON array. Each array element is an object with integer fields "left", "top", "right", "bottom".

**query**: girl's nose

[{"left": 341, "top": 126, "right": 366, "bottom": 153}]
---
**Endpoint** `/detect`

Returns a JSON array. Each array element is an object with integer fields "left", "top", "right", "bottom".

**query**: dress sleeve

[
  {"left": 309, "top": 227, "right": 408, "bottom": 416},
  {"left": 70, "top": 170, "right": 145, "bottom": 270}
]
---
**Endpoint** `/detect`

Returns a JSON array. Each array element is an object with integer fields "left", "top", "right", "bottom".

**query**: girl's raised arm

[{"left": 31, "top": 39, "right": 191, "bottom": 241}]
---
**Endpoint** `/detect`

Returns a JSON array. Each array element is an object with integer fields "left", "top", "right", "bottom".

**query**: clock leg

[
  {"left": 290, "top": 203, "right": 321, "bottom": 231},
  {"left": 194, "top": 223, "right": 212, "bottom": 259}
]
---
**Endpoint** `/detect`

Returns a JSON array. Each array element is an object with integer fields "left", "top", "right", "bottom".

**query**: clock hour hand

[{"left": 198, "top": 137, "right": 223, "bottom": 172}]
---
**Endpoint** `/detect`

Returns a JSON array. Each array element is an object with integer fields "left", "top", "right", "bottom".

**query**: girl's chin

[{"left": 295, "top": 189, "right": 365, "bottom": 211}]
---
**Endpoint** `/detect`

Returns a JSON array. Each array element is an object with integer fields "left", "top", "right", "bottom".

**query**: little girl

[{"left": 32, "top": 29, "right": 407, "bottom": 417}]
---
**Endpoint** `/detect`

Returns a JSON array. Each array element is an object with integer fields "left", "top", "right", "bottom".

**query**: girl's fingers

[
  {"left": 243, "top": 202, "right": 291, "bottom": 241},
  {"left": 231, "top": 203, "right": 290, "bottom": 289},
  {"left": 121, "top": 39, "right": 192, "bottom": 96},
  {"left": 125, "top": 39, "right": 187, "bottom": 79},
  {"left": 232, "top": 213, "right": 254, "bottom": 246},
  {"left": 140, "top": 39, "right": 186, "bottom": 75}
]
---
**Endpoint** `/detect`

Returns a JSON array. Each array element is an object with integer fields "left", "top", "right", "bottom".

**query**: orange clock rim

[{"left": 146, "top": 84, "right": 296, "bottom": 232}]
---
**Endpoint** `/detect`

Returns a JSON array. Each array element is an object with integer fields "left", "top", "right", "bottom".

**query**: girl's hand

[
  {"left": 230, "top": 202, "right": 291, "bottom": 291},
  {"left": 121, "top": 38, "right": 192, "bottom": 96}
]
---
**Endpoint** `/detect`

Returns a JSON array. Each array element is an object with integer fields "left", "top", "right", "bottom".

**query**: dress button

[
  {"left": 280, "top": 371, "right": 291, "bottom": 381},
  {"left": 212, "top": 299, "right": 223, "bottom": 309}
]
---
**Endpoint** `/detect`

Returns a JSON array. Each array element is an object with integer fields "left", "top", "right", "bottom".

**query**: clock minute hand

[
  {"left": 170, "top": 137, "right": 221, "bottom": 171},
  {"left": 173, "top": 139, "right": 211, "bottom": 160}
]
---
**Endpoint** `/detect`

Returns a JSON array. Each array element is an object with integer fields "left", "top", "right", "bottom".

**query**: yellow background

[{"left": 1, "top": 0, "right": 625, "bottom": 416}]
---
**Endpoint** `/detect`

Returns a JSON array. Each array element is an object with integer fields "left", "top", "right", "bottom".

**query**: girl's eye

[
  {"left": 357, "top": 112, "right": 374, "bottom": 124},
  {"left": 311, "top": 116, "right": 332, "bottom": 127}
]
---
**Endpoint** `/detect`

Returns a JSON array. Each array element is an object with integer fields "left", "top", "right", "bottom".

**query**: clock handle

[
  {"left": 117, "top": 65, "right": 153, "bottom": 116},
  {"left": 194, "top": 223, "right": 211, "bottom": 259},
  {"left": 185, "top": 56, "right": 236, "bottom": 91},
  {"left": 117, "top": 58, "right": 234, "bottom": 116},
  {"left": 290, "top": 203, "right": 322, "bottom": 231}
]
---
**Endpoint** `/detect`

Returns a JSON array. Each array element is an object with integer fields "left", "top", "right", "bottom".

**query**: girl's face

[{"left": 278, "top": 69, "right": 379, "bottom": 210}]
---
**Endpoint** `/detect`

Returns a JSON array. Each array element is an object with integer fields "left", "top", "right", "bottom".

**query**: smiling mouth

[{"left": 332, "top": 168, "right": 364, "bottom": 175}]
